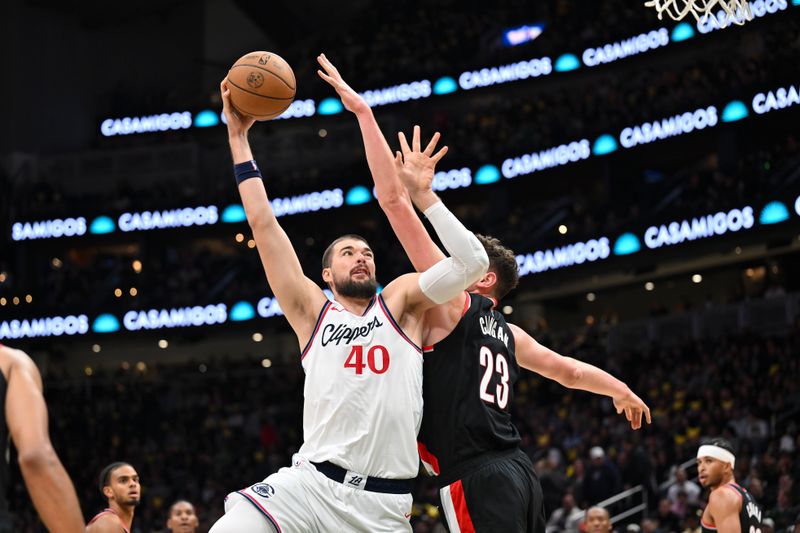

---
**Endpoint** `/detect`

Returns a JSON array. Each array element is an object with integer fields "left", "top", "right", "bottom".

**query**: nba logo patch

[{"left": 251, "top": 483, "right": 275, "bottom": 498}]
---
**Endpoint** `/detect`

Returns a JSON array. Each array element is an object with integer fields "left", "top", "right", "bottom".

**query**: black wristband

[{"left": 234, "top": 160, "right": 262, "bottom": 185}]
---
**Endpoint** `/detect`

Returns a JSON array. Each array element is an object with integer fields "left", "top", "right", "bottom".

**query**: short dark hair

[
  {"left": 98, "top": 461, "right": 131, "bottom": 494},
  {"left": 703, "top": 437, "right": 736, "bottom": 455},
  {"left": 322, "top": 234, "right": 371, "bottom": 269},
  {"left": 477, "top": 234, "right": 519, "bottom": 299}
]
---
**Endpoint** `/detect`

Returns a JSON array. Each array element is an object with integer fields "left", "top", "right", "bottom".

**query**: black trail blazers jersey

[
  {"left": 701, "top": 483, "right": 762, "bottom": 533},
  {"left": 417, "top": 293, "right": 521, "bottom": 484}
]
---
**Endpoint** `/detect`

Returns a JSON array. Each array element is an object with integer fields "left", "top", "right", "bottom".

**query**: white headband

[{"left": 697, "top": 445, "right": 735, "bottom": 468}]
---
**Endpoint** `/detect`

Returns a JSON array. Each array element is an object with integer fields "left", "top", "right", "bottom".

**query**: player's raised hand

[
  {"left": 613, "top": 389, "right": 652, "bottom": 430},
  {"left": 317, "top": 53, "right": 370, "bottom": 115},
  {"left": 395, "top": 126, "right": 448, "bottom": 197},
  {"left": 220, "top": 78, "right": 256, "bottom": 137}
]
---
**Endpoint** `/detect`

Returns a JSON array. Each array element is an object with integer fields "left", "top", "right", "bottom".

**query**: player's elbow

[
  {"left": 466, "top": 242, "right": 490, "bottom": 280},
  {"left": 377, "top": 190, "right": 410, "bottom": 211},
  {"left": 559, "top": 359, "right": 583, "bottom": 388},
  {"left": 18, "top": 443, "right": 59, "bottom": 473}
]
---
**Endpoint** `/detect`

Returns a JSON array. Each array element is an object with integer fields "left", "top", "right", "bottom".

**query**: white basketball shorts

[{"left": 222, "top": 455, "right": 413, "bottom": 532}]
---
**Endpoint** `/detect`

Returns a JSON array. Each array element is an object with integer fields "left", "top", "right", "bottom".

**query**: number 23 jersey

[
  {"left": 418, "top": 293, "right": 521, "bottom": 478},
  {"left": 299, "top": 295, "right": 423, "bottom": 480}
]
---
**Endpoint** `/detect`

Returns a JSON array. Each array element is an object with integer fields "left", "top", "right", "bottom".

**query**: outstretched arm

[
  {"left": 4, "top": 349, "right": 84, "bottom": 533},
  {"left": 221, "top": 79, "right": 327, "bottom": 346},
  {"left": 509, "top": 324, "right": 652, "bottom": 430},
  {"left": 317, "top": 55, "right": 447, "bottom": 272}
]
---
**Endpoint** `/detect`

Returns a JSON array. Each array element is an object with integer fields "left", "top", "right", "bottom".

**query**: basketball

[{"left": 227, "top": 51, "right": 296, "bottom": 120}]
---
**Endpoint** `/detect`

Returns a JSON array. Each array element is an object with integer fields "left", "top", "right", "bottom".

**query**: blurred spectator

[
  {"left": 584, "top": 447, "right": 622, "bottom": 506},
  {"left": 584, "top": 507, "right": 613, "bottom": 533},
  {"left": 666, "top": 468, "right": 701, "bottom": 507},
  {"left": 546, "top": 492, "right": 584, "bottom": 533},
  {"left": 654, "top": 497, "right": 682, "bottom": 533}
]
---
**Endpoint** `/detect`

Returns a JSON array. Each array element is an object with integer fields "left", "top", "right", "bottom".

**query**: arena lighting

[
  {"left": 592, "top": 135, "right": 618, "bottom": 156},
  {"left": 118, "top": 206, "right": 219, "bottom": 232},
  {"left": 516, "top": 237, "right": 611, "bottom": 277},
  {"left": 503, "top": 23, "right": 545, "bottom": 47},
  {"left": 643, "top": 206, "right": 755, "bottom": 249},
  {"left": 554, "top": 54, "right": 580, "bottom": 72},
  {"left": 501, "top": 140, "right": 591, "bottom": 179},
  {"left": 582, "top": 28, "right": 669, "bottom": 67},
  {"left": 432, "top": 168, "right": 473, "bottom": 191},
  {"left": 257, "top": 297, "right": 284, "bottom": 319},
  {"left": 432, "top": 77, "right": 458, "bottom": 95},
  {"left": 100, "top": 111, "right": 192, "bottom": 137},
  {"left": 721, "top": 100, "right": 749, "bottom": 122},
  {"left": 193, "top": 110, "right": 219, "bottom": 128},
  {"left": 613, "top": 233, "right": 642, "bottom": 256},
  {"left": 751, "top": 84, "right": 800, "bottom": 115},
  {"left": 12, "top": 217, "right": 87, "bottom": 241},
  {"left": 670, "top": 22, "right": 696, "bottom": 41},
  {"left": 759, "top": 201, "right": 790, "bottom": 225},
  {"left": 273, "top": 99, "right": 316, "bottom": 120},
  {"left": 345, "top": 186, "right": 372, "bottom": 205},
  {"left": 221, "top": 204, "right": 247, "bottom": 223},
  {"left": 459, "top": 57, "right": 552, "bottom": 91},
  {"left": 619, "top": 106, "right": 718, "bottom": 149},
  {"left": 360, "top": 80, "right": 432, "bottom": 107},
  {"left": 0, "top": 315, "right": 90, "bottom": 340},
  {"left": 229, "top": 301, "right": 256, "bottom": 321},
  {"left": 474, "top": 165, "right": 501, "bottom": 185},
  {"left": 89, "top": 216, "right": 116, "bottom": 234},
  {"left": 697, "top": 0, "right": 792, "bottom": 33},
  {"left": 317, "top": 97, "right": 344, "bottom": 115},
  {"left": 271, "top": 188, "right": 344, "bottom": 217},
  {"left": 123, "top": 304, "right": 228, "bottom": 331},
  {"left": 92, "top": 314, "right": 121, "bottom": 333}
]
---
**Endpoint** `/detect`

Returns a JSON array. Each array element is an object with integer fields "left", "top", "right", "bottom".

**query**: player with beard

[
  {"left": 86, "top": 462, "right": 140, "bottom": 533},
  {"left": 211, "top": 67, "right": 488, "bottom": 533},
  {"left": 166, "top": 500, "right": 199, "bottom": 533},
  {"left": 697, "top": 438, "right": 763, "bottom": 533},
  {"left": 319, "top": 54, "right": 651, "bottom": 532}
]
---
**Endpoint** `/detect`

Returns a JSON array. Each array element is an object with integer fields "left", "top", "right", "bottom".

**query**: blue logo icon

[
  {"left": 671, "top": 23, "right": 695, "bottom": 42},
  {"left": 721, "top": 101, "right": 748, "bottom": 122},
  {"left": 193, "top": 110, "right": 219, "bottom": 128},
  {"left": 92, "top": 314, "right": 120, "bottom": 333},
  {"left": 89, "top": 216, "right": 116, "bottom": 235},
  {"left": 613, "top": 233, "right": 641, "bottom": 256},
  {"left": 345, "top": 186, "right": 372, "bottom": 205},
  {"left": 251, "top": 483, "right": 275, "bottom": 498},
  {"left": 229, "top": 302, "right": 255, "bottom": 322},
  {"left": 433, "top": 77, "right": 458, "bottom": 95},
  {"left": 554, "top": 54, "right": 580, "bottom": 72},
  {"left": 317, "top": 98, "right": 344, "bottom": 115},
  {"left": 593, "top": 135, "right": 618, "bottom": 156},
  {"left": 221, "top": 204, "right": 247, "bottom": 223},
  {"left": 759, "top": 201, "right": 789, "bottom": 225},
  {"left": 474, "top": 165, "right": 501, "bottom": 185}
]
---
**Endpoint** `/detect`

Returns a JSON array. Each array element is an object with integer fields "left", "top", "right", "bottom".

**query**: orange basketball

[{"left": 227, "top": 51, "right": 296, "bottom": 121}]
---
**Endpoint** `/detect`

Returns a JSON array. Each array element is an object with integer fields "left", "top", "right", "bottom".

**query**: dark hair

[
  {"left": 477, "top": 234, "right": 519, "bottom": 299},
  {"left": 98, "top": 461, "right": 131, "bottom": 494},
  {"left": 703, "top": 437, "right": 736, "bottom": 456},
  {"left": 322, "top": 234, "right": 371, "bottom": 269},
  {"left": 169, "top": 500, "right": 194, "bottom": 515}
]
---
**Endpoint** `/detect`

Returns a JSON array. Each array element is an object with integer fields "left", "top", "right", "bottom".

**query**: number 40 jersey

[{"left": 418, "top": 293, "right": 521, "bottom": 481}]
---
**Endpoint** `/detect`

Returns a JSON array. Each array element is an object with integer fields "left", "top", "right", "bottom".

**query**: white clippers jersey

[{"left": 298, "top": 295, "right": 423, "bottom": 479}]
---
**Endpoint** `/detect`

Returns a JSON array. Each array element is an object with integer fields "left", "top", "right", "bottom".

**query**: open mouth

[{"left": 351, "top": 267, "right": 369, "bottom": 276}]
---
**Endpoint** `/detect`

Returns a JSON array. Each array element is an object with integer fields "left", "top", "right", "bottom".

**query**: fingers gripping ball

[{"left": 228, "top": 52, "right": 296, "bottom": 120}]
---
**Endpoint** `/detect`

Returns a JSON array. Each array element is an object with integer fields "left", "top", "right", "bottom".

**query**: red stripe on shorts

[{"left": 450, "top": 480, "right": 476, "bottom": 533}]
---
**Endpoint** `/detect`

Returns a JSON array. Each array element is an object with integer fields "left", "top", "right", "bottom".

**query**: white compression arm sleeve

[{"left": 418, "top": 201, "right": 489, "bottom": 304}]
